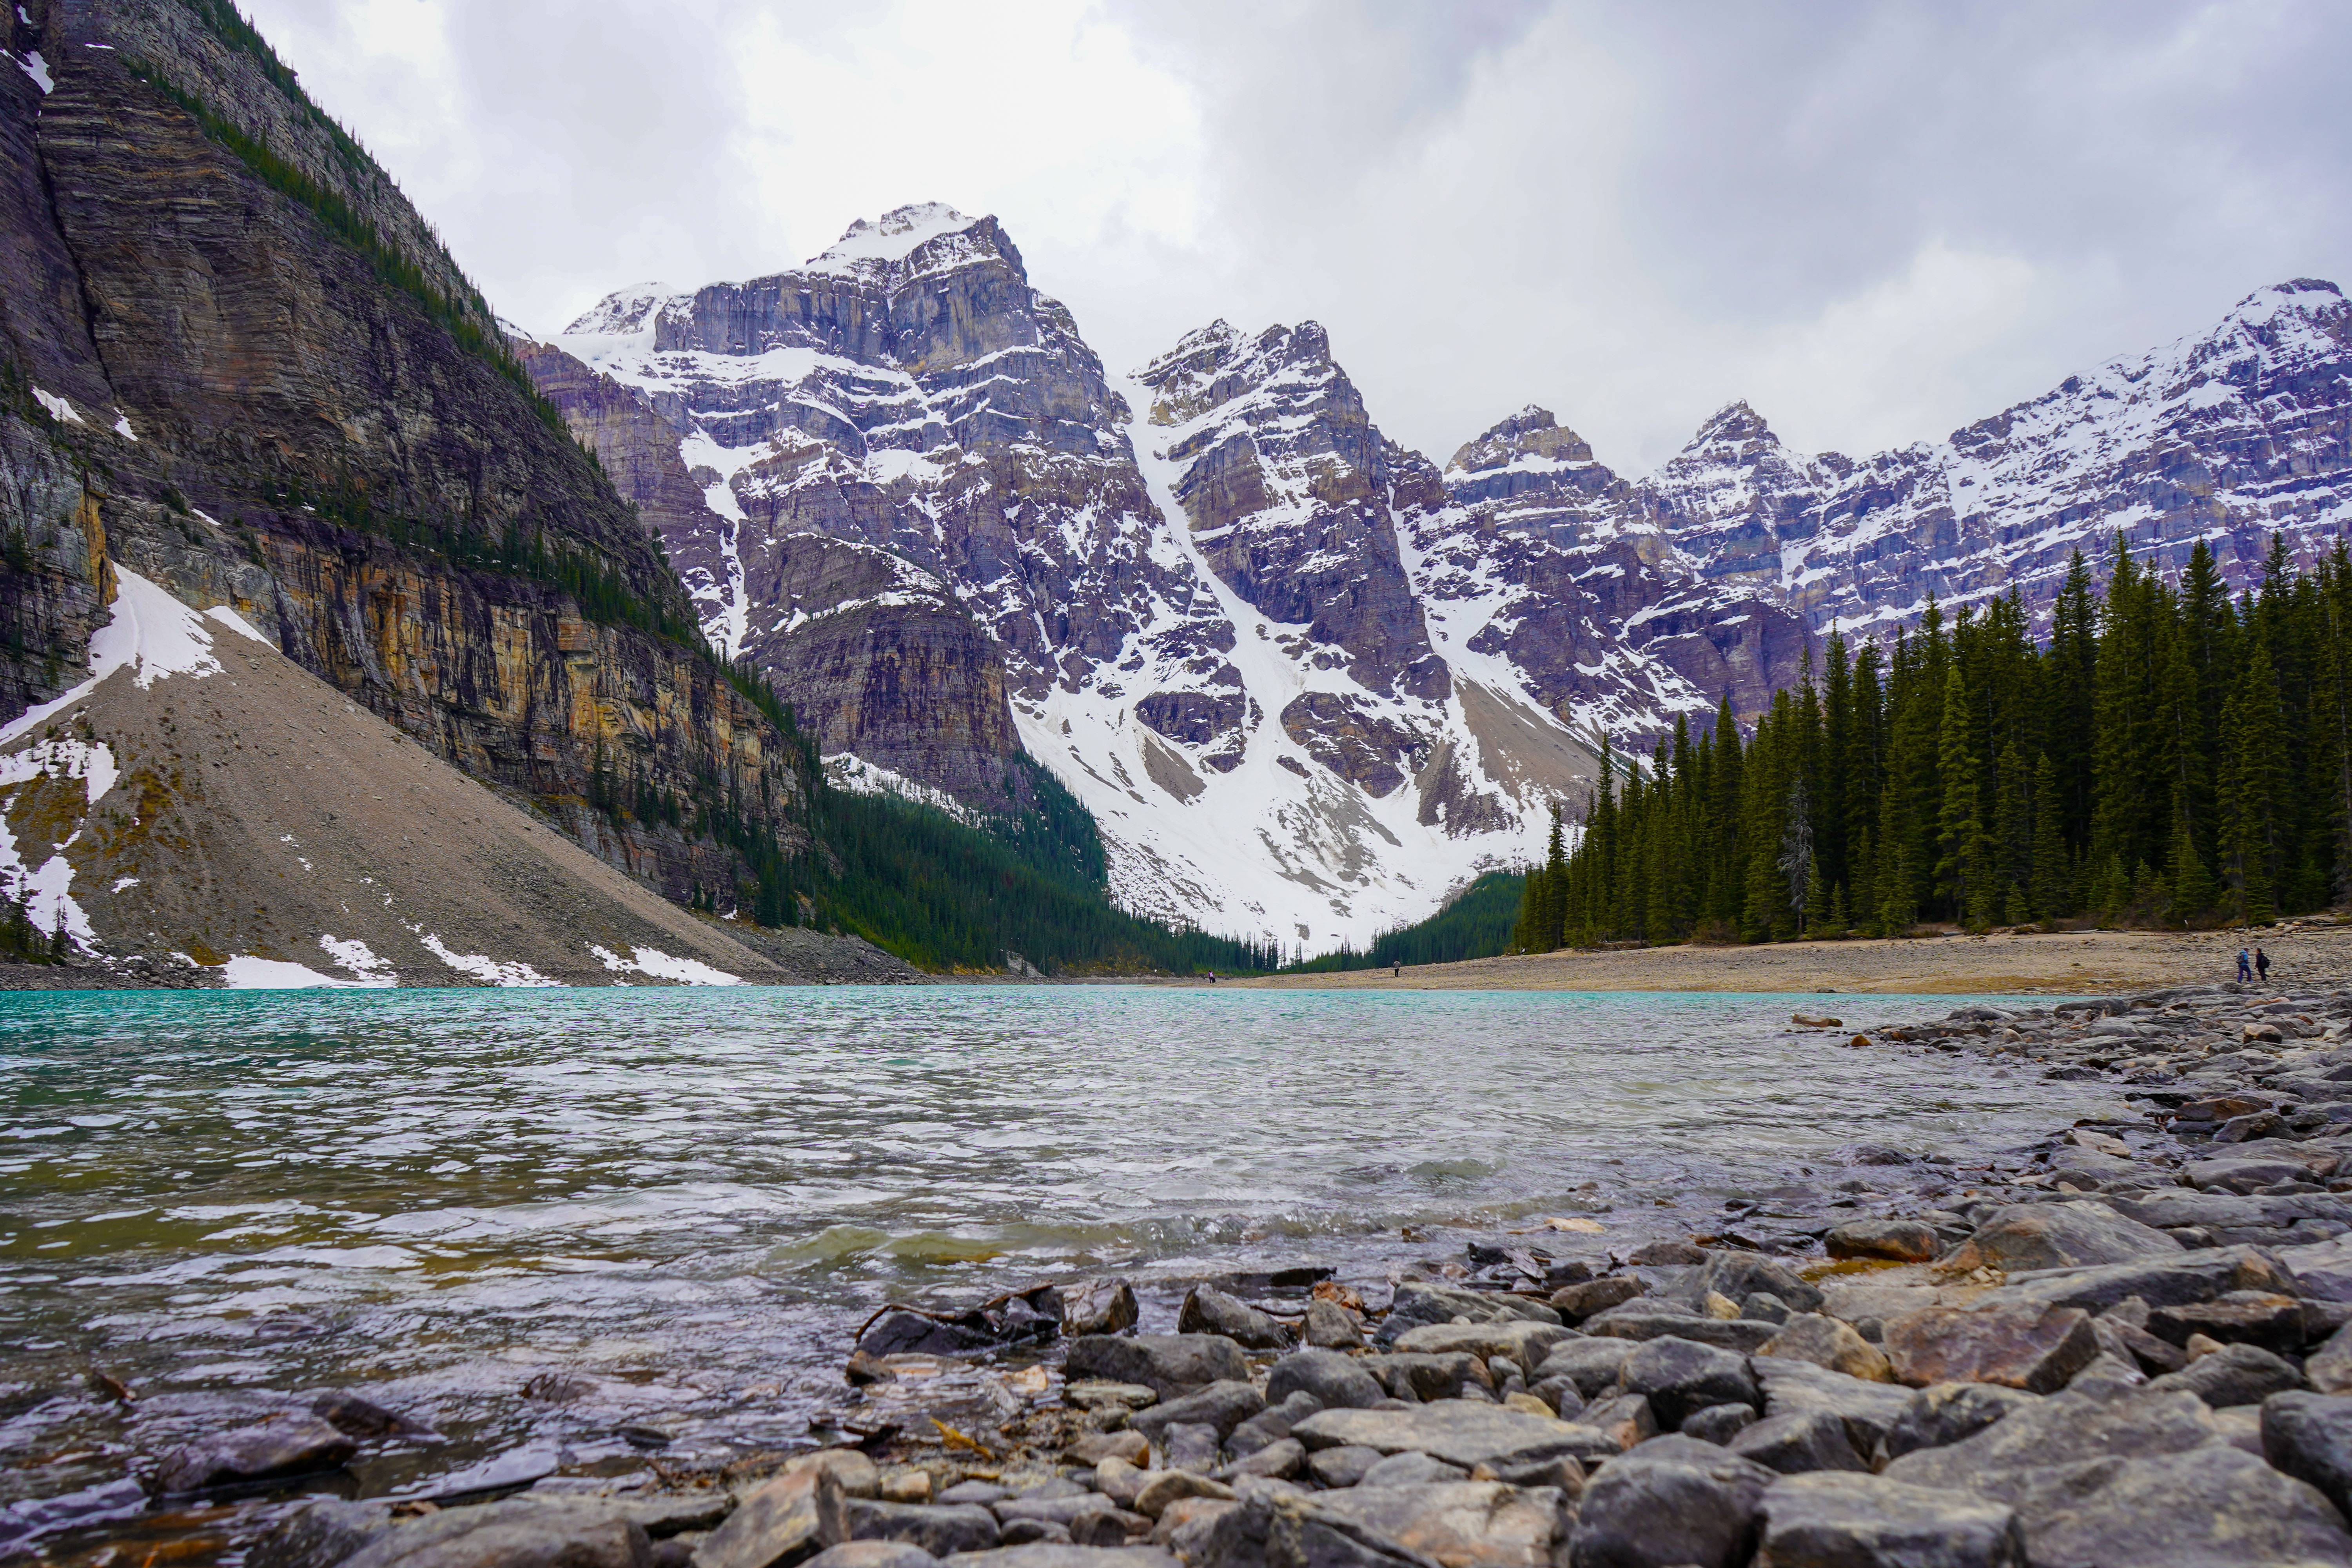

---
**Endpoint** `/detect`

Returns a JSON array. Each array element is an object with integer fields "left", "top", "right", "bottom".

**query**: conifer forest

[{"left": 1512, "top": 537, "right": 2352, "bottom": 951}]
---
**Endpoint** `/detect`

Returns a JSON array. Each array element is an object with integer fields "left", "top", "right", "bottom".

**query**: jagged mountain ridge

[{"left": 537, "top": 203, "right": 2352, "bottom": 949}]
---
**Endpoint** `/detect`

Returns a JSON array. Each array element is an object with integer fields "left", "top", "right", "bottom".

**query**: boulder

[
  {"left": 1617, "top": 1337, "right": 1761, "bottom": 1430},
  {"left": 1990, "top": 1243, "right": 2300, "bottom": 1314},
  {"left": 249, "top": 1499, "right": 392, "bottom": 1568},
  {"left": 1824, "top": 1220, "right": 1940, "bottom": 1263},
  {"left": 1178, "top": 1287, "right": 1290, "bottom": 1351},
  {"left": 2108, "top": 1191, "right": 2352, "bottom": 1236},
  {"left": 802, "top": 1545, "right": 938, "bottom": 1568},
  {"left": 1264, "top": 1348, "right": 1385, "bottom": 1412},
  {"left": 1227, "top": 1438, "right": 1306, "bottom": 1481},
  {"left": 1130, "top": 1381, "right": 1264, "bottom": 1444},
  {"left": 1357, "top": 1452, "right": 1469, "bottom": 1488},
  {"left": 1578, "top": 1394, "right": 1659, "bottom": 1450},
  {"left": 2186, "top": 1155, "right": 2314, "bottom": 1194},
  {"left": 1680, "top": 1403, "right": 1759, "bottom": 1445},
  {"left": 1391, "top": 1320, "right": 1575, "bottom": 1370},
  {"left": 1290, "top": 1483, "right": 1570, "bottom": 1568},
  {"left": 1302, "top": 1300, "right": 1363, "bottom": 1348},
  {"left": 1550, "top": 1278, "right": 1644, "bottom": 1321},
  {"left": 1307, "top": 1446, "right": 1384, "bottom": 1488},
  {"left": 1163, "top": 1423, "right": 1221, "bottom": 1473},
  {"left": 1757, "top": 1315, "right": 1893, "bottom": 1383},
  {"left": 1061, "top": 1279, "right": 1140, "bottom": 1338},
  {"left": 336, "top": 1501, "right": 650, "bottom": 1568},
  {"left": 1882, "top": 1302, "right": 2099, "bottom": 1393},
  {"left": 1878, "top": 1383, "right": 2040, "bottom": 1463},
  {"left": 1883, "top": 1386, "right": 2221, "bottom": 1493},
  {"left": 1975, "top": 1445, "right": 2352, "bottom": 1568},
  {"left": 1533, "top": 1339, "right": 1635, "bottom": 1399},
  {"left": 2283, "top": 1235, "right": 2352, "bottom": 1305},
  {"left": 1747, "top": 1357, "right": 1916, "bottom": 1456},
  {"left": 1380, "top": 1284, "right": 1561, "bottom": 1341},
  {"left": 1567, "top": 1434, "right": 1775, "bottom": 1568},
  {"left": 1585, "top": 1314, "right": 1779, "bottom": 1352},
  {"left": 2144, "top": 1343, "right": 2306, "bottom": 1407},
  {"left": 698, "top": 1459, "right": 865, "bottom": 1568},
  {"left": 835, "top": 1504, "right": 999, "bottom": 1559},
  {"left": 2312, "top": 1321, "right": 2352, "bottom": 1394},
  {"left": 1726, "top": 1412, "right": 1867, "bottom": 1475},
  {"left": 2145, "top": 1290, "right": 2307, "bottom": 1354},
  {"left": 1934, "top": 1201, "right": 2180, "bottom": 1274},
  {"left": 1361, "top": 1351, "right": 1488, "bottom": 1403},
  {"left": 1065, "top": 1335, "right": 1249, "bottom": 1398},
  {"left": 1290, "top": 1404, "right": 1606, "bottom": 1473},
  {"left": 993, "top": 1495, "right": 1117, "bottom": 1528},
  {"left": 2265, "top": 1392, "right": 2352, "bottom": 1517},
  {"left": 1751, "top": 1472, "right": 2023, "bottom": 1568},
  {"left": 1069, "top": 1432, "right": 1148, "bottom": 1467},
  {"left": 154, "top": 1415, "right": 358, "bottom": 1494},
  {"left": 1661, "top": 1254, "right": 1826, "bottom": 1315},
  {"left": 940, "top": 1548, "right": 1175, "bottom": 1568},
  {"left": 1132, "top": 1472, "right": 1232, "bottom": 1521}
]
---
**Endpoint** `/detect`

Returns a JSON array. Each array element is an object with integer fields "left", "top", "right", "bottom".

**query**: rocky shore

[{"left": 43, "top": 981, "right": 2352, "bottom": 1568}]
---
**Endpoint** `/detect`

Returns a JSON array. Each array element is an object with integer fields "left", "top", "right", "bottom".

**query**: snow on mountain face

[
  {"left": 534, "top": 207, "right": 1598, "bottom": 949},
  {"left": 1650, "top": 279, "right": 2352, "bottom": 634}
]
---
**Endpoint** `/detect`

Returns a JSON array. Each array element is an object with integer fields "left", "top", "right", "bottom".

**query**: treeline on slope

[
  {"left": 1285, "top": 872, "right": 1525, "bottom": 973},
  {"left": 1512, "top": 536, "right": 2352, "bottom": 951}
]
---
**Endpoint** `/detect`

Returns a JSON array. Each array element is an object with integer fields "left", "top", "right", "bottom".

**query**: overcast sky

[{"left": 239, "top": 0, "right": 2352, "bottom": 474}]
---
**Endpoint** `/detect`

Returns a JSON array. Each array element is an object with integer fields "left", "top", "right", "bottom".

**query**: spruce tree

[{"left": 2028, "top": 751, "right": 2070, "bottom": 922}]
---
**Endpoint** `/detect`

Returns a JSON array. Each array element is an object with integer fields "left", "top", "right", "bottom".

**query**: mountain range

[{"left": 522, "top": 203, "right": 2352, "bottom": 950}]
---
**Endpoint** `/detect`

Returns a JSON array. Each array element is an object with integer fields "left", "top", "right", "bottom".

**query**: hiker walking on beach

[
  {"left": 2239, "top": 947, "right": 2254, "bottom": 982},
  {"left": 2257, "top": 947, "right": 2272, "bottom": 983}
]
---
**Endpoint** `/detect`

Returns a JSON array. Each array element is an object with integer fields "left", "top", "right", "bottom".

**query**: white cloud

[{"left": 240, "top": 0, "right": 2352, "bottom": 475}]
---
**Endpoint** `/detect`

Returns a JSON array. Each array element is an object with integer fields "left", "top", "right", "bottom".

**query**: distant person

[
  {"left": 1393, "top": 960, "right": 1401, "bottom": 978},
  {"left": 2256, "top": 947, "right": 2272, "bottom": 983},
  {"left": 1207, "top": 970, "right": 1217, "bottom": 984},
  {"left": 2238, "top": 947, "right": 2254, "bottom": 982}
]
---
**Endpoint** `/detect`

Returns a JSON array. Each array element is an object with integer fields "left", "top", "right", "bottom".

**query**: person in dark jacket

[{"left": 2256, "top": 947, "right": 2272, "bottom": 982}]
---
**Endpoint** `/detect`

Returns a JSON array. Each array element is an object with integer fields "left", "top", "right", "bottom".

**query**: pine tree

[
  {"left": 1936, "top": 668, "right": 1991, "bottom": 926},
  {"left": 2028, "top": 751, "right": 2070, "bottom": 923}
]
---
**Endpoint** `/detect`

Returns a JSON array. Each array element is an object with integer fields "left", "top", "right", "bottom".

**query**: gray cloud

[{"left": 240, "top": 0, "right": 2352, "bottom": 474}]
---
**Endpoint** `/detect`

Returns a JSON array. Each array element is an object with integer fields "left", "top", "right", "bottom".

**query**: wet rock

[
  {"left": 1629, "top": 1241, "right": 1710, "bottom": 1266},
  {"left": 1882, "top": 1302, "right": 2099, "bottom": 1393},
  {"left": 1982, "top": 1446, "right": 2352, "bottom": 1567},
  {"left": 1534, "top": 1339, "right": 1635, "bottom": 1399},
  {"left": 1065, "top": 1335, "right": 1249, "bottom": 1397},
  {"left": 1681, "top": 1403, "right": 1759, "bottom": 1445},
  {"left": 153, "top": 1414, "right": 358, "bottom": 1494},
  {"left": 1567, "top": 1434, "right": 1775, "bottom": 1568},
  {"left": 2264, "top": 1392, "right": 2352, "bottom": 1517},
  {"left": 856, "top": 1312, "right": 1025, "bottom": 1361},
  {"left": 1617, "top": 1337, "right": 1761, "bottom": 1430},
  {"left": 1757, "top": 1315, "right": 1893, "bottom": 1383},
  {"left": 1307, "top": 1445, "right": 1384, "bottom": 1488},
  {"left": 338, "top": 1501, "right": 652, "bottom": 1568},
  {"left": 1358, "top": 1452, "right": 1470, "bottom": 1487},
  {"left": 1935, "top": 1201, "right": 2181, "bottom": 1274},
  {"left": 2144, "top": 1342, "right": 2306, "bottom": 1406},
  {"left": 1132, "top": 1471, "right": 1232, "bottom": 1519},
  {"left": 1060, "top": 1279, "right": 1140, "bottom": 1338},
  {"left": 1390, "top": 1320, "right": 1575, "bottom": 1370},
  {"left": 250, "top": 1498, "right": 392, "bottom": 1568},
  {"left": 1751, "top": 1472, "right": 2024, "bottom": 1568},
  {"left": 1178, "top": 1286, "right": 1290, "bottom": 1351},
  {"left": 1380, "top": 1283, "right": 1561, "bottom": 1339},
  {"left": 1129, "top": 1380, "right": 1263, "bottom": 1444},
  {"left": 1726, "top": 1412, "right": 1868, "bottom": 1475},
  {"left": 312, "top": 1390, "right": 433, "bottom": 1439},
  {"left": 699, "top": 1458, "right": 866, "bottom": 1568},
  {"left": 1263, "top": 1348, "right": 1387, "bottom": 1411},
  {"left": 1291, "top": 1403, "right": 1604, "bottom": 1473},
  {"left": 1164, "top": 1423, "right": 1222, "bottom": 1472},
  {"left": 2218, "top": 1110, "right": 2292, "bottom": 1142},
  {"left": 805, "top": 1546, "right": 938, "bottom": 1568},
  {"left": 1578, "top": 1393, "right": 1659, "bottom": 1449},
  {"left": 1878, "top": 1384, "right": 2040, "bottom": 1463},
  {"left": 1302, "top": 1300, "right": 1363, "bottom": 1348},
  {"left": 1824, "top": 1219, "right": 1940, "bottom": 1263},
  {"left": 1584, "top": 1313, "right": 1780, "bottom": 1352},
  {"left": 836, "top": 1503, "right": 999, "bottom": 1558},
  {"left": 1550, "top": 1277, "right": 1645, "bottom": 1321}
]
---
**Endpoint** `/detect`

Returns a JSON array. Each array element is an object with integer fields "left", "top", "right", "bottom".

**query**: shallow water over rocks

[{"left": 0, "top": 984, "right": 2108, "bottom": 1547}]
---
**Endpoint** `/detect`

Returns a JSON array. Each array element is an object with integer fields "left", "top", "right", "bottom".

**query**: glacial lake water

[{"left": 0, "top": 985, "right": 2113, "bottom": 1536}]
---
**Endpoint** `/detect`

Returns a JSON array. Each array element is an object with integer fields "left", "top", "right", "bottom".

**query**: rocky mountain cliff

[
  {"left": 0, "top": 0, "right": 814, "bottom": 975},
  {"left": 539, "top": 196, "right": 2352, "bottom": 951}
]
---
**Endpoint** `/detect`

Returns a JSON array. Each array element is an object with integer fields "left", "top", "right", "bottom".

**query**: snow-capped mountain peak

[{"left": 804, "top": 201, "right": 990, "bottom": 278}]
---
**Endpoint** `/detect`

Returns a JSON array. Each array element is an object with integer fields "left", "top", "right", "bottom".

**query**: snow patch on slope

[{"left": 588, "top": 944, "right": 741, "bottom": 985}]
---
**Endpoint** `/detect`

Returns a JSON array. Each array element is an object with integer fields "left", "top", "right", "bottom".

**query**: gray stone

[
  {"left": 1379, "top": 1284, "right": 1561, "bottom": 1342},
  {"left": 2109, "top": 1190, "right": 2352, "bottom": 1234},
  {"left": 1068, "top": 1433, "right": 1147, "bottom": 1468},
  {"left": 1726, "top": 1412, "right": 1867, "bottom": 1475},
  {"left": 1752, "top": 1472, "right": 2023, "bottom": 1568},
  {"left": 1163, "top": 1423, "right": 1221, "bottom": 1473},
  {"left": 1190, "top": 1483, "right": 1569, "bottom": 1568},
  {"left": 154, "top": 1414, "right": 358, "bottom": 1494},
  {"left": 1303, "top": 1300, "right": 1363, "bottom": 1348},
  {"left": 1748, "top": 1356, "right": 1916, "bottom": 1457},
  {"left": 1883, "top": 1386, "right": 2222, "bottom": 1493},
  {"left": 249, "top": 1499, "right": 392, "bottom": 1568},
  {"left": 1617, "top": 1337, "right": 1761, "bottom": 1430},
  {"left": 1980, "top": 1446, "right": 2352, "bottom": 1568},
  {"left": 1390, "top": 1319, "right": 1575, "bottom": 1371},
  {"left": 937, "top": 1484, "right": 1008, "bottom": 1507},
  {"left": 1065, "top": 1335, "right": 1250, "bottom": 1398},
  {"left": 1359, "top": 1351, "right": 1486, "bottom": 1403},
  {"left": 2312, "top": 1321, "right": 2352, "bottom": 1394},
  {"left": 939, "top": 1548, "right": 1176, "bottom": 1568},
  {"left": 1578, "top": 1394, "right": 1659, "bottom": 1449},
  {"left": 1740, "top": 1292, "right": 1794, "bottom": 1325},
  {"left": 1306, "top": 1446, "right": 1384, "bottom": 1488},
  {"left": 340, "top": 1501, "right": 650, "bottom": 1568},
  {"left": 1527, "top": 1377, "right": 1584, "bottom": 1419},
  {"left": 1755, "top": 1315, "right": 1892, "bottom": 1383},
  {"left": 1991, "top": 1243, "right": 2299, "bottom": 1314},
  {"left": 1533, "top": 1339, "right": 1634, "bottom": 1399},
  {"left": 1132, "top": 1472, "right": 1232, "bottom": 1520},
  {"left": 2265, "top": 1392, "right": 2352, "bottom": 1517},
  {"left": 1824, "top": 1219, "right": 1941, "bottom": 1264},
  {"left": 2283, "top": 1235, "right": 2352, "bottom": 1305},
  {"left": 993, "top": 1496, "right": 1116, "bottom": 1529},
  {"left": 836, "top": 1503, "right": 1000, "bottom": 1559},
  {"left": 1680, "top": 1403, "right": 1759, "bottom": 1445},
  {"left": 1585, "top": 1314, "right": 1780, "bottom": 1352},
  {"left": 2145, "top": 1342, "right": 2305, "bottom": 1407},
  {"left": 698, "top": 1464, "right": 850, "bottom": 1568},
  {"left": 1290, "top": 1403, "right": 1602, "bottom": 1473},
  {"left": 1061, "top": 1279, "right": 1140, "bottom": 1338},
  {"left": 1551, "top": 1277, "right": 1646, "bottom": 1322},
  {"left": 1881, "top": 1302, "right": 2099, "bottom": 1394},
  {"left": 1356, "top": 1452, "right": 1469, "bottom": 1488},
  {"left": 2146, "top": 1289, "right": 2308, "bottom": 1354},
  {"left": 1936, "top": 1201, "right": 2182, "bottom": 1274},
  {"left": 1878, "top": 1384, "right": 2040, "bottom": 1463},
  {"left": 1226, "top": 1438, "right": 1306, "bottom": 1481},
  {"left": 1568, "top": 1434, "right": 1776, "bottom": 1568},
  {"left": 1179, "top": 1287, "right": 1290, "bottom": 1351},
  {"left": 1130, "top": 1380, "right": 1264, "bottom": 1443},
  {"left": 1661, "top": 1254, "right": 1826, "bottom": 1315},
  {"left": 993, "top": 1523, "right": 1067, "bottom": 1549},
  {"left": 1265, "top": 1348, "right": 1385, "bottom": 1412},
  {"left": 804, "top": 1546, "right": 938, "bottom": 1568}
]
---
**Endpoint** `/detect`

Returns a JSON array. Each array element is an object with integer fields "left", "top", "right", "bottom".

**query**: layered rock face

[
  {"left": 0, "top": 0, "right": 808, "bottom": 922},
  {"left": 543, "top": 211, "right": 1602, "bottom": 948}
]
